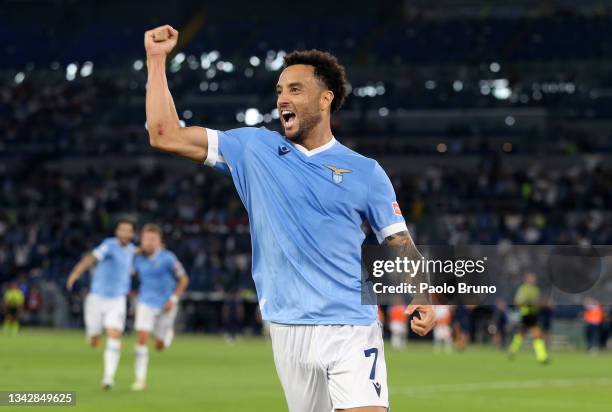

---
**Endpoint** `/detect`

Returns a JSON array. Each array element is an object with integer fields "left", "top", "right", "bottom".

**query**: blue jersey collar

[{"left": 291, "top": 136, "right": 336, "bottom": 157}]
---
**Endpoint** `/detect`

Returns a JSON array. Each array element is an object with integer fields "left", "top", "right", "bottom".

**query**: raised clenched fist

[{"left": 144, "top": 25, "right": 179, "bottom": 57}]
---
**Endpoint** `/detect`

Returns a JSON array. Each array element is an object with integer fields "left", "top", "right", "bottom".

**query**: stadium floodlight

[
  {"left": 244, "top": 108, "right": 261, "bottom": 126},
  {"left": 505, "top": 116, "right": 516, "bottom": 126},
  {"left": 453, "top": 80, "right": 463, "bottom": 92},
  {"left": 265, "top": 51, "right": 285, "bottom": 71},
  {"left": 66, "top": 63, "right": 78, "bottom": 81},
  {"left": 80, "top": 61, "right": 94, "bottom": 77},
  {"left": 378, "top": 107, "right": 389, "bottom": 117},
  {"left": 249, "top": 56, "right": 261, "bottom": 66},
  {"left": 183, "top": 110, "right": 193, "bottom": 120},
  {"left": 200, "top": 53, "right": 211, "bottom": 69},
  {"left": 133, "top": 59, "right": 144, "bottom": 71},
  {"left": 490, "top": 62, "right": 501, "bottom": 72},
  {"left": 173, "top": 53, "right": 186, "bottom": 64},
  {"left": 14, "top": 72, "right": 25, "bottom": 84},
  {"left": 208, "top": 50, "right": 220, "bottom": 62},
  {"left": 493, "top": 87, "right": 511, "bottom": 100},
  {"left": 187, "top": 55, "right": 198, "bottom": 70}
]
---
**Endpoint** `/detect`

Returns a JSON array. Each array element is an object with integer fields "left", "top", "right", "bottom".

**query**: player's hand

[
  {"left": 163, "top": 300, "right": 175, "bottom": 312},
  {"left": 144, "top": 25, "right": 179, "bottom": 57},
  {"left": 406, "top": 304, "right": 435, "bottom": 336}
]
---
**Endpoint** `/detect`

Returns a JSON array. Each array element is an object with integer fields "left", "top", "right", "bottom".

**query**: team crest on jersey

[{"left": 324, "top": 164, "right": 352, "bottom": 184}]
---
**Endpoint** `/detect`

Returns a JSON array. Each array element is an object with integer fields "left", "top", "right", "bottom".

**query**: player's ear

[{"left": 320, "top": 90, "right": 334, "bottom": 112}]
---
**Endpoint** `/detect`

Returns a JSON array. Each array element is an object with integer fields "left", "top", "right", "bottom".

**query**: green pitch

[{"left": 1, "top": 329, "right": 610, "bottom": 411}]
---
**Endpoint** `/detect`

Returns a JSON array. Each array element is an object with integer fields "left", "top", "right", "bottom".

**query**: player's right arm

[
  {"left": 66, "top": 239, "right": 111, "bottom": 291},
  {"left": 66, "top": 254, "right": 97, "bottom": 291},
  {"left": 145, "top": 25, "right": 208, "bottom": 162}
]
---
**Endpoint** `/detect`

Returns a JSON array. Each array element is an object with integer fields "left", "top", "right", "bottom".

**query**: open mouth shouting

[{"left": 281, "top": 109, "right": 297, "bottom": 131}]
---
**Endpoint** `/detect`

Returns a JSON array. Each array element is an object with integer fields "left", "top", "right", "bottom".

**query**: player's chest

[
  {"left": 137, "top": 258, "right": 168, "bottom": 276},
  {"left": 110, "top": 249, "right": 133, "bottom": 266},
  {"left": 246, "top": 150, "right": 367, "bottom": 215}
]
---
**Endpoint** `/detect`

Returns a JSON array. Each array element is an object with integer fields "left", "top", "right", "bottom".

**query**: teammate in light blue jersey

[
  {"left": 131, "top": 224, "right": 189, "bottom": 391},
  {"left": 66, "top": 219, "right": 136, "bottom": 389},
  {"left": 145, "top": 25, "right": 435, "bottom": 412}
]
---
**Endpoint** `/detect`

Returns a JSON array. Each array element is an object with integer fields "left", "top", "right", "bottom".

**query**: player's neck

[
  {"left": 146, "top": 247, "right": 162, "bottom": 257},
  {"left": 296, "top": 122, "right": 333, "bottom": 151}
]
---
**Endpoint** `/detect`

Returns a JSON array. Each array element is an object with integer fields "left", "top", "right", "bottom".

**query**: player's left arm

[
  {"left": 365, "top": 161, "right": 435, "bottom": 336},
  {"left": 383, "top": 231, "right": 436, "bottom": 336},
  {"left": 163, "top": 258, "right": 189, "bottom": 312}
]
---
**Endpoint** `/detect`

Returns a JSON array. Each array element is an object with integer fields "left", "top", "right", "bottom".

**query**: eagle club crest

[{"left": 324, "top": 164, "right": 352, "bottom": 184}]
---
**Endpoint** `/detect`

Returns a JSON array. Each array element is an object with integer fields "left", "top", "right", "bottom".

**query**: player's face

[
  {"left": 141, "top": 231, "right": 162, "bottom": 255},
  {"left": 115, "top": 223, "right": 135, "bottom": 245},
  {"left": 276, "top": 64, "right": 325, "bottom": 141}
]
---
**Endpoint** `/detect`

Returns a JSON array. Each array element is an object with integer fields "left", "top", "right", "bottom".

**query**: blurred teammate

[
  {"left": 144, "top": 25, "right": 435, "bottom": 412},
  {"left": 131, "top": 224, "right": 189, "bottom": 390},
  {"left": 66, "top": 219, "right": 136, "bottom": 389},
  {"left": 433, "top": 305, "right": 452, "bottom": 353},
  {"left": 2, "top": 281, "right": 25, "bottom": 335},
  {"left": 387, "top": 304, "right": 407, "bottom": 349},
  {"left": 508, "top": 272, "right": 549, "bottom": 364}
]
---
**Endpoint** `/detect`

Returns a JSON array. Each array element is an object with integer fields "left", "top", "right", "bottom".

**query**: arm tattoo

[
  {"left": 383, "top": 230, "right": 431, "bottom": 304},
  {"left": 383, "top": 231, "right": 422, "bottom": 260}
]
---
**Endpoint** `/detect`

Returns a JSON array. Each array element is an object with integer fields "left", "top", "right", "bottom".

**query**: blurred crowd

[{"left": 2, "top": 159, "right": 612, "bottom": 287}]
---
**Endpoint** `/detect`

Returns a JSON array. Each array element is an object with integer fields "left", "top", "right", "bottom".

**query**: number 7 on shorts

[{"left": 364, "top": 347, "right": 378, "bottom": 380}]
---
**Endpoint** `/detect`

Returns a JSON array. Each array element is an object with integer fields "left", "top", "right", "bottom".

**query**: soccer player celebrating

[
  {"left": 66, "top": 219, "right": 137, "bottom": 389},
  {"left": 131, "top": 223, "right": 189, "bottom": 391},
  {"left": 508, "top": 272, "right": 549, "bottom": 364},
  {"left": 144, "top": 25, "right": 435, "bottom": 411}
]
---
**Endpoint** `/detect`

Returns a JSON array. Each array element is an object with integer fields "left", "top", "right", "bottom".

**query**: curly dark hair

[{"left": 283, "top": 49, "right": 348, "bottom": 113}]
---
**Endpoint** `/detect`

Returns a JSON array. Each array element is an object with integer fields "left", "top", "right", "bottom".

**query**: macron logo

[{"left": 372, "top": 381, "right": 381, "bottom": 397}]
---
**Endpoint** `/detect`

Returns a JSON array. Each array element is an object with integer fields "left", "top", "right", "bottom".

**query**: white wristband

[{"left": 170, "top": 294, "right": 179, "bottom": 304}]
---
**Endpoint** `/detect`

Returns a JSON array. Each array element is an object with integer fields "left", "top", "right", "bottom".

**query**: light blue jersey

[
  {"left": 90, "top": 237, "right": 136, "bottom": 298},
  {"left": 205, "top": 127, "right": 407, "bottom": 325},
  {"left": 134, "top": 249, "right": 186, "bottom": 310}
]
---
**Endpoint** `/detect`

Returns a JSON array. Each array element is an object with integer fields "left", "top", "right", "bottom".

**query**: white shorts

[
  {"left": 389, "top": 320, "right": 407, "bottom": 336},
  {"left": 134, "top": 302, "right": 177, "bottom": 342},
  {"left": 434, "top": 325, "right": 452, "bottom": 341},
  {"left": 270, "top": 321, "right": 389, "bottom": 412},
  {"left": 84, "top": 293, "right": 126, "bottom": 337}
]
